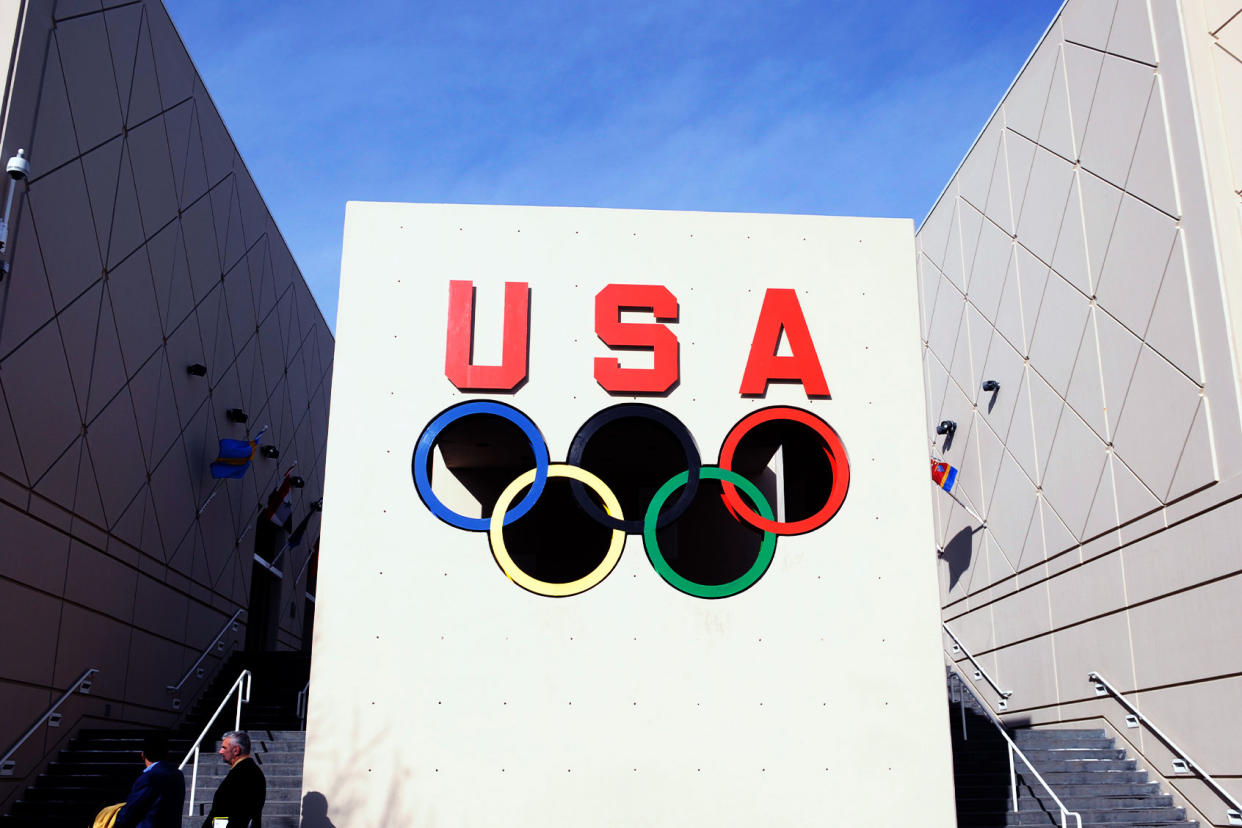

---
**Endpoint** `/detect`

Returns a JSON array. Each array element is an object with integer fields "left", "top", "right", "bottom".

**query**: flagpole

[{"left": 942, "top": 487, "right": 985, "bottom": 526}]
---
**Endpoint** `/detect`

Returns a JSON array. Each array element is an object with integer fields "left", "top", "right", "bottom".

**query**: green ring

[{"left": 643, "top": 467, "right": 777, "bottom": 599}]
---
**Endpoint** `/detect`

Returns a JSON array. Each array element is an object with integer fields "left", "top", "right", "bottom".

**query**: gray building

[
  {"left": 924, "top": 0, "right": 1242, "bottom": 824},
  {"left": 0, "top": 0, "right": 333, "bottom": 812}
]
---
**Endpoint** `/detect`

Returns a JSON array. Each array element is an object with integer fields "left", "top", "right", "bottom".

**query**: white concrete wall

[
  {"left": 307, "top": 203, "right": 954, "bottom": 826},
  {"left": 918, "top": 1, "right": 1242, "bottom": 823}
]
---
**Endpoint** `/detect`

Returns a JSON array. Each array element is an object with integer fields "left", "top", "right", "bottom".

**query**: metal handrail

[
  {"left": 296, "top": 679, "right": 310, "bottom": 730},
  {"left": 178, "top": 669, "right": 251, "bottom": 817},
  {"left": 949, "top": 669, "right": 1083, "bottom": 828},
  {"left": 1088, "top": 671, "right": 1242, "bottom": 825},
  {"left": 0, "top": 668, "right": 98, "bottom": 776},
  {"left": 167, "top": 610, "right": 245, "bottom": 694},
  {"left": 943, "top": 621, "right": 1013, "bottom": 700}
]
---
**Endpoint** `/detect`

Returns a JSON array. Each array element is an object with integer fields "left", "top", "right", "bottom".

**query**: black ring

[{"left": 566, "top": 403, "right": 701, "bottom": 533}]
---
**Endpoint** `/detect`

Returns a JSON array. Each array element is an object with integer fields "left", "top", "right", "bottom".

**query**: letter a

[
  {"left": 738, "top": 288, "right": 830, "bottom": 397},
  {"left": 445, "top": 280, "right": 529, "bottom": 391}
]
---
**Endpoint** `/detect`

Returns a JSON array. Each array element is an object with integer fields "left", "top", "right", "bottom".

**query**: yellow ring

[{"left": 489, "top": 464, "right": 626, "bottom": 597}]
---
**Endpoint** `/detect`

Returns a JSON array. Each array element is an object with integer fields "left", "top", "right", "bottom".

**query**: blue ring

[{"left": 413, "top": 400, "right": 549, "bottom": 531}]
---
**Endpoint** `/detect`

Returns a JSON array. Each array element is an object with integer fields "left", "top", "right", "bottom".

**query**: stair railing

[
  {"left": 1088, "top": 671, "right": 1242, "bottom": 826},
  {"left": 0, "top": 667, "right": 98, "bottom": 777},
  {"left": 296, "top": 679, "right": 310, "bottom": 730},
  {"left": 178, "top": 669, "right": 252, "bottom": 817},
  {"left": 942, "top": 621, "right": 1012, "bottom": 706},
  {"left": 948, "top": 669, "right": 1083, "bottom": 828},
  {"left": 167, "top": 609, "right": 245, "bottom": 709}
]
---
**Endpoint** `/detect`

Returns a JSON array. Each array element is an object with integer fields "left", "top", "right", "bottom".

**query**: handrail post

[
  {"left": 188, "top": 746, "right": 199, "bottom": 816},
  {"left": 1008, "top": 744, "right": 1017, "bottom": 812},
  {"left": 179, "top": 669, "right": 252, "bottom": 817},
  {"left": 235, "top": 676, "right": 244, "bottom": 730},
  {"left": 954, "top": 675, "right": 967, "bottom": 741}
]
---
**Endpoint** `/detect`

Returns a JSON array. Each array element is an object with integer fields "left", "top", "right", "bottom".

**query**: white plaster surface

[{"left": 308, "top": 203, "right": 953, "bottom": 826}]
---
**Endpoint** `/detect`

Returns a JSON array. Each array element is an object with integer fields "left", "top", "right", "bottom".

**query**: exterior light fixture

[
  {"left": 936, "top": 420, "right": 956, "bottom": 438},
  {"left": 982, "top": 380, "right": 999, "bottom": 392},
  {"left": 187, "top": 363, "right": 208, "bottom": 377},
  {"left": 260, "top": 445, "right": 280, "bottom": 459},
  {"left": 291, "top": 476, "right": 306, "bottom": 489},
  {"left": 0, "top": 148, "right": 30, "bottom": 278},
  {"left": 226, "top": 408, "right": 248, "bottom": 423}
]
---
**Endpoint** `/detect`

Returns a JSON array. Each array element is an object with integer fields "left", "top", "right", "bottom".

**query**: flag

[
  {"left": 210, "top": 427, "right": 266, "bottom": 479},
  {"left": 288, "top": 501, "right": 322, "bottom": 548},
  {"left": 931, "top": 459, "right": 958, "bottom": 493},
  {"left": 263, "top": 467, "right": 301, "bottom": 530}
]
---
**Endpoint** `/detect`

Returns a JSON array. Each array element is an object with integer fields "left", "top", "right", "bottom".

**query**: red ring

[{"left": 717, "top": 406, "right": 850, "bottom": 535}]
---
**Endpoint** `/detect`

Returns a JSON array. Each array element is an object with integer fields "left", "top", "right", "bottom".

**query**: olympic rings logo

[{"left": 412, "top": 401, "right": 850, "bottom": 599}]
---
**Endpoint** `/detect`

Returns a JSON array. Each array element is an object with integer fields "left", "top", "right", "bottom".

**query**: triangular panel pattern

[
  {"left": 1107, "top": 0, "right": 1158, "bottom": 66},
  {"left": 85, "top": 290, "right": 129, "bottom": 424},
  {"left": 126, "top": 7, "right": 164, "bottom": 128},
  {"left": 0, "top": 201, "right": 58, "bottom": 360},
  {"left": 0, "top": 380, "right": 29, "bottom": 484},
  {"left": 1063, "top": 43, "right": 1106, "bottom": 160},
  {"left": 101, "top": 2, "right": 142, "bottom": 125},
  {"left": 1166, "top": 400, "right": 1216, "bottom": 502},
  {"left": 28, "top": 34, "right": 80, "bottom": 177},
  {"left": 56, "top": 13, "right": 124, "bottom": 154},
  {"left": 1112, "top": 346, "right": 1203, "bottom": 498},
  {"left": 1038, "top": 47, "right": 1077, "bottom": 162},
  {"left": 5, "top": 324, "right": 84, "bottom": 482},
  {"left": 1003, "top": 37, "right": 1059, "bottom": 144},
  {"left": 54, "top": 281, "right": 104, "bottom": 423},
  {"left": 1125, "top": 77, "right": 1179, "bottom": 217},
  {"left": 1065, "top": 311, "right": 1108, "bottom": 440},
  {"left": 1095, "top": 196, "right": 1177, "bottom": 341},
  {"left": 1143, "top": 233, "right": 1202, "bottom": 384}
]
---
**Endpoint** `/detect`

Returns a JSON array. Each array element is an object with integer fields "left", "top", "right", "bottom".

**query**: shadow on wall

[
  {"left": 301, "top": 791, "right": 336, "bottom": 828},
  {"left": 942, "top": 525, "right": 976, "bottom": 590}
]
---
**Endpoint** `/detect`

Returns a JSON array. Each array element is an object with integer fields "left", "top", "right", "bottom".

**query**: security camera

[{"left": 6, "top": 149, "right": 29, "bottom": 181}]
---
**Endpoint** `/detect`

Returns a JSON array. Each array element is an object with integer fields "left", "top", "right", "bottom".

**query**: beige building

[
  {"left": 0, "top": 0, "right": 333, "bottom": 813},
  {"left": 923, "top": 0, "right": 1242, "bottom": 824}
]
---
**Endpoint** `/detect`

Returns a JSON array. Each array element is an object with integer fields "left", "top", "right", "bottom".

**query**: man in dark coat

[
  {"left": 202, "top": 730, "right": 266, "bottom": 828},
  {"left": 114, "top": 733, "right": 186, "bottom": 828}
]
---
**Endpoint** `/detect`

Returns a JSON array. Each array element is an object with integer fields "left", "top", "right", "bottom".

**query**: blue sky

[{"left": 164, "top": 0, "right": 1064, "bottom": 330}]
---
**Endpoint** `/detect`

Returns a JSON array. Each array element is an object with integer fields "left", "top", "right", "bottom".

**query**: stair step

[{"left": 948, "top": 683, "right": 1193, "bottom": 828}]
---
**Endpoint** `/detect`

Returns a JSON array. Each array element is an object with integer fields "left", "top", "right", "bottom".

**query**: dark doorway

[{"left": 246, "top": 559, "right": 282, "bottom": 651}]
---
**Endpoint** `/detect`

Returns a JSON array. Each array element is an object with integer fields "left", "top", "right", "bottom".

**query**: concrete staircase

[
  {"left": 950, "top": 676, "right": 1197, "bottom": 827},
  {"left": 0, "top": 652, "right": 309, "bottom": 828},
  {"left": 182, "top": 730, "right": 305, "bottom": 828}
]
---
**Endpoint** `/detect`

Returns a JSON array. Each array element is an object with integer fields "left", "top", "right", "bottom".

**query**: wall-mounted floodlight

[
  {"left": 936, "top": 420, "right": 957, "bottom": 438},
  {"left": 226, "top": 408, "right": 248, "bottom": 423},
  {"left": 291, "top": 476, "right": 306, "bottom": 489},
  {"left": 260, "top": 445, "right": 279, "bottom": 459},
  {"left": 187, "top": 363, "right": 208, "bottom": 377},
  {"left": 981, "top": 380, "right": 999, "bottom": 392}
]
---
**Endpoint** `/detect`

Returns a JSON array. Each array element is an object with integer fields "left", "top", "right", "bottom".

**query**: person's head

[
  {"left": 218, "top": 730, "right": 252, "bottom": 766},
  {"left": 141, "top": 733, "right": 169, "bottom": 766}
]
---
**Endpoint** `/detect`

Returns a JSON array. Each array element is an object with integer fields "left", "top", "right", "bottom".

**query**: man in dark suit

[
  {"left": 202, "top": 730, "right": 266, "bottom": 828},
  {"left": 114, "top": 733, "right": 186, "bottom": 828}
]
